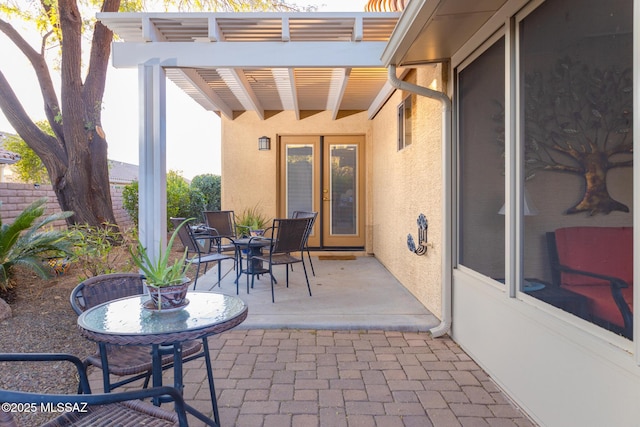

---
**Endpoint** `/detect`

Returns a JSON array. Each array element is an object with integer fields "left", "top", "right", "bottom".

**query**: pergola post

[{"left": 138, "top": 59, "right": 167, "bottom": 264}]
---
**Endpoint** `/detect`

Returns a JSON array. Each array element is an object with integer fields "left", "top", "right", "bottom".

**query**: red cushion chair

[{"left": 548, "top": 226, "right": 633, "bottom": 338}]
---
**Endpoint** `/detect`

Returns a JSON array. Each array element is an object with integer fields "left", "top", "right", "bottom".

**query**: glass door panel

[
  {"left": 323, "top": 135, "right": 365, "bottom": 247},
  {"left": 329, "top": 144, "right": 357, "bottom": 235},
  {"left": 280, "top": 136, "right": 320, "bottom": 248},
  {"left": 286, "top": 145, "right": 314, "bottom": 216}
]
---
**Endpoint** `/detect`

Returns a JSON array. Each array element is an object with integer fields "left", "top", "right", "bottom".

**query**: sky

[{"left": 0, "top": 0, "right": 370, "bottom": 180}]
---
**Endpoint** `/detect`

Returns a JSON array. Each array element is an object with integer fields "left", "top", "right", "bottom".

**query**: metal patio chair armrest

[
  {"left": 0, "top": 352, "right": 191, "bottom": 426},
  {"left": 0, "top": 353, "right": 92, "bottom": 394}
]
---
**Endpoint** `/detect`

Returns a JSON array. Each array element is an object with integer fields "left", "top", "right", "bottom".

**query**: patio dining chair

[
  {"left": 171, "top": 217, "right": 235, "bottom": 289},
  {"left": 70, "top": 273, "right": 202, "bottom": 393},
  {"left": 251, "top": 217, "right": 313, "bottom": 303},
  {"left": 203, "top": 210, "right": 240, "bottom": 254},
  {"left": 0, "top": 352, "right": 191, "bottom": 426},
  {"left": 292, "top": 210, "right": 318, "bottom": 276}
]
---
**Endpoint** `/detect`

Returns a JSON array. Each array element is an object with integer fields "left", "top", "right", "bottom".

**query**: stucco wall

[
  {"left": 221, "top": 110, "right": 371, "bottom": 248},
  {"left": 369, "top": 65, "right": 444, "bottom": 317},
  {"left": 0, "top": 182, "right": 134, "bottom": 230},
  {"left": 221, "top": 70, "right": 444, "bottom": 316}
]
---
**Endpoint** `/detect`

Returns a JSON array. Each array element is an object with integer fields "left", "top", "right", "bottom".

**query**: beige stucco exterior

[
  {"left": 369, "top": 64, "right": 444, "bottom": 317},
  {"left": 220, "top": 65, "right": 445, "bottom": 317}
]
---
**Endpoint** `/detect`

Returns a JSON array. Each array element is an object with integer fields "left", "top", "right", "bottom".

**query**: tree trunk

[
  {"left": 566, "top": 152, "right": 629, "bottom": 215},
  {"left": 57, "top": 0, "right": 120, "bottom": 227},
  {"left": 0, "top": 0, "right": 120, "bottom": 228}
]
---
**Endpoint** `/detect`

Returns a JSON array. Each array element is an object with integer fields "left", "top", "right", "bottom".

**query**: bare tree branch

[{"left": 0, "top": 18, "right": 64, "bottom": 142}]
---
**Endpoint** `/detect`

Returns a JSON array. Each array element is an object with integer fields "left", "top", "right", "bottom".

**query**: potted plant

[
  {"left": 235, "top": 205, "right": 270, "bottom": 237},
  {"left": 129, "top": 218, "right": 191, "bottom": 311}
]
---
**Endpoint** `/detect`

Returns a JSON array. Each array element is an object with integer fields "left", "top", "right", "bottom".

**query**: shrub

[
  {"left": 122, "top": 180, "right": 139, "bottom": 227},
  {"left": 191, "top": 174, "right": 221, "bottom": 211},
  {"left": 0, "top": 198, "right": 74, "bottom": 291},
  {"left": 69, "top": 222, "right": 134, "bottom": 279},
  {"left": 122, "top": 170, "right": 206, "bottom": 229}
]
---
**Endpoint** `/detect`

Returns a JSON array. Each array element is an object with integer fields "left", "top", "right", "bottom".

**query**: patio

[{"left": 87, "top": 256, "right": 537, "bottom": 426}]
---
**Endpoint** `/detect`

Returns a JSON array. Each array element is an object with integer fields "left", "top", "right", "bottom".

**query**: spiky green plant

[
  {"left": 0, "top": 198, "right": 74, "bottom": 291},
  {"left": 235, "top": 205, "right": 270, "bottom": 237},
  {"left": 129, "top": 218, "right": 191, "bottom": 287}
]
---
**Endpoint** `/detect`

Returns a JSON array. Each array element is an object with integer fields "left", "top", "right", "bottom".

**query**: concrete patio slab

[{"left": 193, "top": 255, "right": 440, "bottom": 331}]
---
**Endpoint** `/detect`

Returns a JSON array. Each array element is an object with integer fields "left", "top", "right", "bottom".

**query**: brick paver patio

[{"left": 93, "top": 329, "right": 536, "bottom": 427}]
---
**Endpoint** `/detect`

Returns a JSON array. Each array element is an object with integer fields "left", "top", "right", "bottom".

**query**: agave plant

[
  {"left": 0, "top": 198, "right": 74, "bottom": 291},
  {"left": 129, "top": 218, "right": 190, "bottom": 287}
]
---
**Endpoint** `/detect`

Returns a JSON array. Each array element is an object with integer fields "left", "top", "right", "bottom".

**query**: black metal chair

[
  {"left": 251, "top": 217, "right": 313, "bottom": 303},
  {"left": 203, "top": 210, "right": 241, "bottom": 254},
  {"left": 0, "top": 352, "right": 191, "bottom": 426},
  {"left": 291, "top": 210, "right": 318, "bottom": 276},
  {"left": 170, "top": 218, "right": 236, "bottom": 290},
  {"left": 70, "top": 273, "right": 202, "bottom": 393}
]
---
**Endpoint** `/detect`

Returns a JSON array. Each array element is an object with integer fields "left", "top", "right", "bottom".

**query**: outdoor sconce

[
  {"left": 407, "top": 213, "right": 431, "bottom": 256},
  {"left": 258, "top": 136, "right": 271, "bottom": 151}
]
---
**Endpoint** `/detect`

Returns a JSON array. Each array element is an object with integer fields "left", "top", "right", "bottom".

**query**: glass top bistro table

[{"left": 77, "top": 291, "right": 248, "bottom": 427}]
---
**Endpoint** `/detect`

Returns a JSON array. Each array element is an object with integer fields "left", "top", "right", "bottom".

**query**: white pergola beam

[
  {"left": 327, "top": 68, "right": 350, "bottom": 120},
  {"left": 207, "top": 17, "right": 223, "bottom": 42},
  {"left": 282, "top": 17, "right": 290, "bottom": 42},
  {"left": 217, "top": 68, "right": 264, "bottom": 120},
  {"left": 353, "top": 17, "right": 363, "bottom": 42},
  {"left": 141, "top": 17, "right": 164, "bottom": 42},
  {"left": 272, "top": 68, "right": 299, "bottom": 120},
  {"left": 175, "top": 68, "right": 234, "bottom": 119},
  {"left": 111, "top": 42, "right": 388, "bottom": 68}
]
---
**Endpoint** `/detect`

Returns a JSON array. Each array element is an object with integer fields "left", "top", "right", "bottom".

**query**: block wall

[{"left": 0, "top": 183, "right": 134, "bottom": 230}]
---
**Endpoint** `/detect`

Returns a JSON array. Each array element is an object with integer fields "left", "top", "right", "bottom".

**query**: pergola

[{"left": 97, "top": 12, "right": 401, "bottom": 258}]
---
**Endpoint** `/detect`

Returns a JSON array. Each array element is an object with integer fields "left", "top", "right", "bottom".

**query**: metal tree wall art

[{"left": 523, "top": 56, "right": 633, "bottom": 215}]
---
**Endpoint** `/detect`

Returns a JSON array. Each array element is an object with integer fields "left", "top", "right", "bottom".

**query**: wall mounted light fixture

[
  {"left": 258, "top": 136, "right": 271, "bottom": 151},
  {"left": 407, "top": 213, "right": 431, "bottom": 256}
]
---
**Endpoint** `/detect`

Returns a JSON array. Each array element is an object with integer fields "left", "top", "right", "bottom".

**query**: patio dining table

[
  {"left": 233, "top": 237, "right": 276, "bottom": 293},
  {"left": 77, "top": 292, "right": 248, "bottom": 426}
]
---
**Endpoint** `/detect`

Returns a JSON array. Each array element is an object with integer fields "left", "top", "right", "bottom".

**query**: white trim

[
  {"left": 381, "top": 0, "right": 438, "bottom": 66},
  {"left": 451, "top": 0, "right": 531, "bottom": 69},
  {"left": 111, "top": 42, "right": 389, "bottom": 69}
]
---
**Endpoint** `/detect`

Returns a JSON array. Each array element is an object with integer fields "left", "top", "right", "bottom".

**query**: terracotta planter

[{"left": 145, "top": 278, "right": 191, "bottom": 311}]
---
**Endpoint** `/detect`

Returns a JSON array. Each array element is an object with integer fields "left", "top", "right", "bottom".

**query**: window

[
  {"left": 457, "top": 0, "right": 634, "bottom": 341},
  {"left": 520, "top": 0, "right": 633, "bottom": 340},
  {"left": 397, "top": 96, "right": 412, "bottom": 150},
  {"left": 457, "top": 38, "right": 506, "bottom": 280}
]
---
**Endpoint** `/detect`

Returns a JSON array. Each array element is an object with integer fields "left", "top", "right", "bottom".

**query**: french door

[{"left": 279, "top": 135, "right": 365, "bottom": 249}]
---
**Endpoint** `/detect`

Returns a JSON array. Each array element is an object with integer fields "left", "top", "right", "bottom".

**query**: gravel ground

[
  {"left": 0, "top": 266, "right": 96, "bottom": 426},
  {"left": 0, "top": 238, "right": 201, "bottom": 426}
]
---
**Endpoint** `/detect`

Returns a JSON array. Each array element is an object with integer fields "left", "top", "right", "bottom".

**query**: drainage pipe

[{"left": 387, "top": 64, "right": 452, "bottom": 337}]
